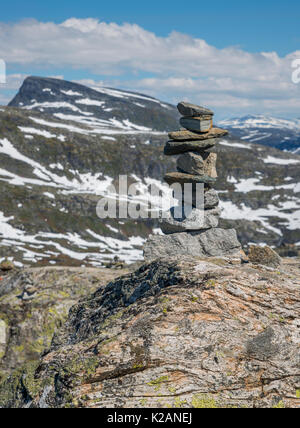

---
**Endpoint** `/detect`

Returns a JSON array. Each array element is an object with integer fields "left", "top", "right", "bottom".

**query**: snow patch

[
  {"left": 75, "top": 98, "right": 105, "bottom": 107},
  {"left": 263, "top": 156, "right": 300, "bottom": 165},
  {"left": 61, "top": 90, "right": 82, "bottom": 96}
]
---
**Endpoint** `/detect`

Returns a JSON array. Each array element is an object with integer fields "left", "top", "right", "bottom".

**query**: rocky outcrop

[
  {"left": 0, "top": 266, "right": 128, "bottom": 382},
  {"left": 1, "top": 257, "right": 299, "bottom": 408}
]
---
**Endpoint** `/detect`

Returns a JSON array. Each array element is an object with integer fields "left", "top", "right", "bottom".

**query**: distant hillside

[
  {"left": 0, "top": 78, "right": 299, "bottom": 267},
  {"left": 219, "top": 114, "right": 300, "bottom": 152}
]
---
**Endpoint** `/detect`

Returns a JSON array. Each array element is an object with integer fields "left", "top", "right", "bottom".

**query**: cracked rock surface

[{"left": 0, "top": 257, "right": 299, "bottom": 408}]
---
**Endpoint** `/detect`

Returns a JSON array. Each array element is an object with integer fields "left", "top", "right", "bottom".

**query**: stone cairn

[{"left": 144, "top": 101, "right": 242, "bottom": 261}]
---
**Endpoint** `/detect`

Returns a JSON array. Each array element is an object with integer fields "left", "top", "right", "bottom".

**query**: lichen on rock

[
  {"left": 248, "top": 245, "right": 282, "bottom": 269},
  {"left": 0, "top": 266, "right": 128, "bottom": 383},
  {"left": 1, "top": 256, "right": 299, "bottom": 408}
]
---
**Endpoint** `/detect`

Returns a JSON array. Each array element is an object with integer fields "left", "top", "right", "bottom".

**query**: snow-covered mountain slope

[
  {"left": 1, "top": 78, "right": 300, "bottom": 267},
  {"left": 9, "top": 76, "right": 179, "bottom": 133},
  {"left": 219, "top": 115, "right": 300, "bottom": 152},
  {"left": 0, "top": 104, "right": 176, "bottom": 267}
]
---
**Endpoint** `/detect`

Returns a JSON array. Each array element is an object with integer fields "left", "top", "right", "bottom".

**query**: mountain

[
  {"left": 219, "top": 114, "right": 300, "bottom": 152},
  {"left": 8, "top": 76, "right": 179, "bottom": 133},
  {"left": 1, "top": 77, "right": 300, "bottom": 268},
  {"left": 1, "top": 256, "right": 299, "bottom": 408}
]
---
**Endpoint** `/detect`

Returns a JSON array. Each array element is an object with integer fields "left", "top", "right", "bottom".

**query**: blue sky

[
  {"left": 2, "top": 0, "right": 300, "bottom": 55},
  {"left": 0, "top": 0, "right": 300, "bottom": 118}
]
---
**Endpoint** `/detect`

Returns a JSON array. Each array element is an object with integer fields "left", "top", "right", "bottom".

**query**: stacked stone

[
  {"left": 144, "top": 101, "right": 242, "bottom": 261},
  {"left": 161, "top": 102, "right": 227, "bottom": 234}
]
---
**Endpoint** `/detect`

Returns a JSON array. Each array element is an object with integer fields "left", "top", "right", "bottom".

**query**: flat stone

[
  {"left": 177, "top": 152, "right": 217, "bottom": 177},
  {"left": 180, "top": 117, "right": 213, "bottom": 133},
  {"left": 144, "top": 228, "right": 242, "bottom": 261},
  {"left": 164, "top": 172, "right": 216, "bottom": 186},
  {"left": 168, "top": 127, "right": 228, "bottom": 141},
  {"left": 164, "top": 139, "right": 216, "bottom": 156},
  {"left": 160, "top": 206, "right": 221, "bottom": 234},
  {"left": 177, "top": 102, "right": 214, "bottom": 117}
]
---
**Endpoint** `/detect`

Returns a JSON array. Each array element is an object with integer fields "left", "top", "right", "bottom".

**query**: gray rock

[
  {"left": 181, "top": 188, "right": 219, "bottom": 209},
  {"left": 164, "top": 139, "right": 216, "bottom": 156},
  {"left": 203, "top": 152, "right": 218, "bottom": 178},
  {"left": 2, "top": 256, "right": 299, "bottom": 409},
  {"left": 177, "top": 102, "right": 214, "bottom": 117},
  {"left": 180, "top": 117, "right": 213, "bottom": 133},
  {"left": 203, "top": 188, "right": 219, "bottom": 208},
  {"left": 169, "top": 127, "right": 228, "bottom": 141},
  {"left": 0, "top": 266, "right": 126, "bottom": 381},
  {"left": 160, "top": 206, "right": 221, "bottom": 234},
  {"left": 173, "top": 186, "right": 219, "bottom": 209},
  {"left": 177, "top": 152, "right": 204, "bottom": 175},
  {"left": 144, "top": 228, "right": 242, "bottom": 261},
  {"left": 164, "top": 172, "right": 216, "bottom": 186},
  {"left": 248, "top": 245, "right": 282, "bottom": 269},
  {"left": 177, "top": 152, "right": 217, "bottom": 177}
]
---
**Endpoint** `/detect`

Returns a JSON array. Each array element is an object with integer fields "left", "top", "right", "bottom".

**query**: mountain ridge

[
  {"left": 219, "top": 114, "right": 300, "bottom": 152},
  {"left": 8, "top": 76, "right": 179, "bottom": 133}
]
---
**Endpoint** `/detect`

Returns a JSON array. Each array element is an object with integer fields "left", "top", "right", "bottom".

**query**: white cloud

[{"left": 0, "top": 18, "right": 300, "bottom": 116}]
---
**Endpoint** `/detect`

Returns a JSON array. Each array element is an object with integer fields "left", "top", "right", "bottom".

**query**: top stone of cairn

[{"left": 177, "top": 102, "right": 214, "bottom": 117}]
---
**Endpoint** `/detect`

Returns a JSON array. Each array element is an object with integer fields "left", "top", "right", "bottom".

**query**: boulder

[
  {"left": 176, "top": 152, "right": 218, "bottom": 179},
  {"left": 2, "top": 256, "right": 299, "bottom": 408},
  {"left": 177, "top": 152, "right": 205, "bottom": 175},
  {"left": 248, "top": 245, "right": 282, "bottom": 269},
  {"left": 144, "top": 228, "right": 241, "bottom": 261}
]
